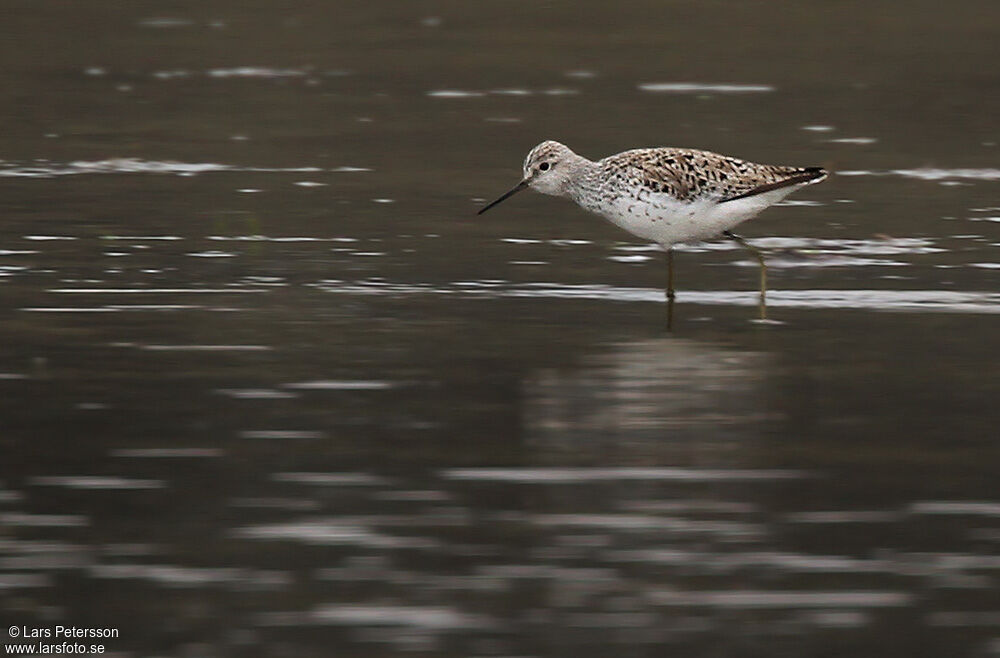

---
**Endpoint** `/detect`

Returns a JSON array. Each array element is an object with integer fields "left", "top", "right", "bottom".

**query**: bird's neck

[{"left": 561, "top": 154, "right": 598, "bottom": 199}]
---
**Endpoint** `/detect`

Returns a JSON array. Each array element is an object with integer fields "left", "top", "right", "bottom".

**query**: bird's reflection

[
  {"left": 523, "top": 336, "right": 771, "bottom": 465},
  {"left": 500, "top": 338, "right": 895, "bottom": 654}
]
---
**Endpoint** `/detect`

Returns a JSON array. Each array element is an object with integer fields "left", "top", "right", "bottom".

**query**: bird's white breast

[{"left": 577, "top": 185, "right": 800, "bottom": 247}]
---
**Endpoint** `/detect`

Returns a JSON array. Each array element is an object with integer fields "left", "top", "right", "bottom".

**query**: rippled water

[{"left": 1, "top": 2, "right": 998, "bottom": 657}]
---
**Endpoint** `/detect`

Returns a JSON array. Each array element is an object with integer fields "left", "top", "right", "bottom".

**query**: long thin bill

[{"left": 477, "top": 179, "right": 529, "bottom": 215}]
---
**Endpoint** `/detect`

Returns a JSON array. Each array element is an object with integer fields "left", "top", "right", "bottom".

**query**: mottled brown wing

[
  {"left": 598, "top": 149, "right": 692, "bottom": 199},
  {"left": 719, "top": 165, "right": 827, "bottom": 202},
  {"left": 603, "top": 148, "right": 825, "bottom": 202}
]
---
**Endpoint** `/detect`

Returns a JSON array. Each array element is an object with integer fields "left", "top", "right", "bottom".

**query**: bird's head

[{"left": 478, "top": 140, "right": 580, "bottom": 214}]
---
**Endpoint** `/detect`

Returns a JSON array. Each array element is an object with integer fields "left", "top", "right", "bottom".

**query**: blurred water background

[{"left": 1, "top": 1, "right": 999, "bottom": 656}]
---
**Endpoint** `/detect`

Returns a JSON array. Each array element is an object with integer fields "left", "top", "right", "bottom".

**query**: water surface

[{"left": 1, "top": 2, "right": 998, "bottom": 657}]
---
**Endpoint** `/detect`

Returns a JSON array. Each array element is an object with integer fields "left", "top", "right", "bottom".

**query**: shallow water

[{"left": 1, "top": 2, "right": 999, "bottom": 657}]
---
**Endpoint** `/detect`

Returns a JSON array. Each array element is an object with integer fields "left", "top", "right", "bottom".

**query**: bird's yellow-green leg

[
  {"left": 666, "top": 248, "right": 676, "bottom": 300},
  {"left": 665, "top": 247, "right": 676, "bottom": 330},
  {"left": 724, "top": 230, "right": 767, "bottom": 320}
]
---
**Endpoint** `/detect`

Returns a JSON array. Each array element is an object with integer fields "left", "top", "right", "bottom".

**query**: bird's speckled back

[{"left": 593, "top": 147, "right": 824, "bottom": 203}]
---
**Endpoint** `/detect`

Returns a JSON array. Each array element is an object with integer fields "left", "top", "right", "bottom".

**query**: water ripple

[
  {"left": 307, "top": 604, "right": 495, "bottom": 630},
  {"left": 235, "top": 519, "right": 438, "bottom": 549},
  {"left": 441, "top": 467, "right": 805, "bottom": 483},
  {"left": 638, "top": 83, "right": 775, "bottom": 93},
  {"left": 838, "top": 168, "right": 1000, "bottom": 181},
  {"left": 30, "top": 476, "right": 165, "bottom": 490},
  {"left": 646, "top": 589, "right": 912, "bottom": 609},
  {"left": 315, "top": 280, "right": 1000, "bottom": 314},
  {"left": 0, "top": 159, "right": 371, "bottom": 178}
]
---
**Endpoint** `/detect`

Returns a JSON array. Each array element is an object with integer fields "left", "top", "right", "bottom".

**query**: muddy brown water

[{"left": 1, "top": 2, "right": 998, "bottom": 657}]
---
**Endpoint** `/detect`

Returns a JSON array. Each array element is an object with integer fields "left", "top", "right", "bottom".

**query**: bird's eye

[{"left": 538, "top": 162, "right": 550, "bottom": 171}]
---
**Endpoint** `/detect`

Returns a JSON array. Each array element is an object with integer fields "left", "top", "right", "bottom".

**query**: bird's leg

[
  {"left": 723, "top": 230, "right": 767, "bottom": 319},
  {"left": 665, "top": 247, "right": 675, "bottom": 331},
  {"left": 666, "top": 247, "right": 676, "bottom": 300}
]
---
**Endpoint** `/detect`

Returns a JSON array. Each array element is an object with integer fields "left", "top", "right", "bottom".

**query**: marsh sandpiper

[{"left": 478, "top": 141, "right": 827, "bottom": 321}]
